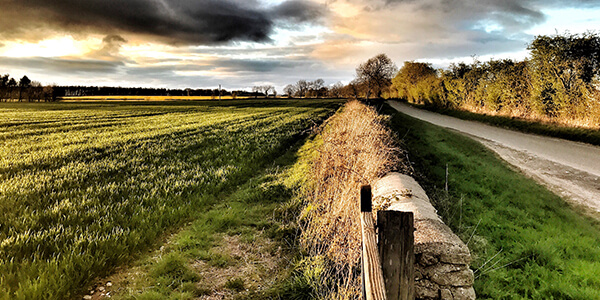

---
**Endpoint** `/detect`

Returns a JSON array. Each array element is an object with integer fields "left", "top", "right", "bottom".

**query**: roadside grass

[
  {"left": 382, "top": 103, "right": 600, "bottom": 299},
  {"left": 0, "top": 99, "right": 342, "bottom": 299},
  {"left": 406, "top": 101, "right": 600, "bottom": 146}
]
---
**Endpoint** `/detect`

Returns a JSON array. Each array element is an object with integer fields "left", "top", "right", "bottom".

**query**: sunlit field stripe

[{"left": 0, "top": 100, "right": 341, "bottom": 299}]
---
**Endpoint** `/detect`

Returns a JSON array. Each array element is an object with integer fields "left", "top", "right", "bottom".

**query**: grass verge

[
  {"left": 293, "top": 100, "right": 410, "bottom": 299},
  {"left": 407, "top": 101, "right": 600, "bottom": 146},
  {"left": 381, "top": 103, "right": 600, "bottom": 299},
  {"left": 103, "top": 137, "right": 311, "bottom": 300}
]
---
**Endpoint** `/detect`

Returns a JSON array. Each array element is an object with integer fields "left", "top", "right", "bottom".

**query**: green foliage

[
  {"left": 385, "top": 104, "right": 600, "bottom": 299},
  {"left": 528, "top": 32, "right": 600, "bottom": 117},
  {"left": 392, "top": 32, "right": 600, "bottom": 127},
  {"left": 0, "top": 99, "right": 342, "bottom": 299},
  {"left": 391, "top": 61, "right": 440, "bottom": 105}
]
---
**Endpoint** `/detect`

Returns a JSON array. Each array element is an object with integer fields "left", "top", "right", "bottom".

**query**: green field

[
  {"left": 0, "top": 99, "right": 341, "bottom": 299},
  {"left": 383, "top": 103, "right": 600, "bottom": 299}
]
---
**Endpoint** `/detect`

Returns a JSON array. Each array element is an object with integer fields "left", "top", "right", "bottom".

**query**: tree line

[
  {"left": 0, "top": 75, "right": 269, "bottom": 101},
  {"left": 0, "top": 75, "right": 56, "bottom": 102},
  {"left": 282, "top": 54, "right": 397, "bottom": 99},
  {"left": 281, "top": 32, "right": 600, "bottom": 127},
  {"left": 54, "top": 86, "right": 258, "bottom": 98},
  {"left": 390, "top": 32, "right": 600, "bottom": 126}
]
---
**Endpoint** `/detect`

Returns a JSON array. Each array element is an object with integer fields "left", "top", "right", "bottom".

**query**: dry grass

[
  {"left": 299, "top": 100, "right": 409, "bottom": 299},
  {"left": 459, "top": 94, "right": 600, "bottom": 130}
]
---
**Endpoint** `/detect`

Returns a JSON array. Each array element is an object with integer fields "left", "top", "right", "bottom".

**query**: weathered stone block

[
  {"left": 415, "top": 280, "right": 440, "bottom": 299},
  {"left": 440, "top": 288, "right": 453, "bottom": 300},
  {"left": 451, "top": 287, "right": 476, "bottom": 300},
  {"left": 427, "top": 265, "right": 474, "bottom": 287},
  {"left": 419, "top": 252, "right": 439, "bottom": 266}
]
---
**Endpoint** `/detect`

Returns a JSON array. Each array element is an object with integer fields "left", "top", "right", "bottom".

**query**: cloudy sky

[{"left": 1, "top": 0, "right": 600, "bottom": 91}]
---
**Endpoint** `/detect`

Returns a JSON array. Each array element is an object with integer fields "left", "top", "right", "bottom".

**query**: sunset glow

[{"left": 1, "top": 0, "right": 599, "bottom": 90}]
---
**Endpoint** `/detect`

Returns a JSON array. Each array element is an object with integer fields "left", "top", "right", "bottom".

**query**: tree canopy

[{"left": 355, "top": 53, "right": 398, "bottom": 98}]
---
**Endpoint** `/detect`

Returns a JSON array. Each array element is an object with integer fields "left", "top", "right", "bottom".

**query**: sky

[{"left": 1, "top": 0, "right": 600, "bottom": 92}]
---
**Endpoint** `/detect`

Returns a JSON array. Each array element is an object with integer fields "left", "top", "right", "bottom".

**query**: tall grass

[
  {"left": 0, "top": 99, "right": 341, "bottom": 299},
  {"left": 298, "top": 100, "right": 409, "bottom": 298}
]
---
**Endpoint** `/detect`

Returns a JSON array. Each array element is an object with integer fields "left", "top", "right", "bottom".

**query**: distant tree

[
  {"left": 328, "top": 82, "right": 344, "bottom": 98},
  {"left": 0, "top": 74, "right": 8, "bottom": 101},
  {"left": 296, "top": 80, "right": 309, "bottom": 97},
  {"left": 252, "top": 86, "right": 261, "bottom": 98},
  {"left": 18, "top": 76, "right": 31, "bottom": 101},
  {"left": 355, "top": 54, "right": 398, "bottom": 99},
  {"left": 343, "top": 79, "right": 364, "bottom": 99},
  {"left": 283, "top": 84, "right": 296, "bottom": 98},
  {"left": 261, "top": 85, "right": 274, "bottom": 97},
  {"left": 6, "top": 77, "right": 16, "bottom": 101},
  {"left": 43, "top": 85, "right": 56, "bottom": 102},
  {"left": 309, "top": 79, "right": 325, "bottom": 98},
  {"left": 28, "top": 81, "right": 43, "bottom": 102}
]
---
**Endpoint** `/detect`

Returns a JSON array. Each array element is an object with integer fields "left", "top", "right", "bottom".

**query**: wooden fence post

[
  {"left": 378, "top": 211, "right": 415, "bottom": 300},
  {"left": 361, "top": 185, "right": 387, "bottom": 300}
]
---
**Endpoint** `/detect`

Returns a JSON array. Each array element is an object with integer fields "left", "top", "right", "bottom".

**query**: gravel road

[{"left": 388, "top": 100, "right": 600, "bottom": 215}]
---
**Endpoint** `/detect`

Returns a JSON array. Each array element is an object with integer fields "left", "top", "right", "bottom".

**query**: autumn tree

[
  {"left": 328, "top": 81, "right": 344, "bottom": 98},
  {"left": 391, "top": 61, "right": 438, "bottom": 104},
  {"left": 355, "top": 53, "right": 398, "bottom": 99}
]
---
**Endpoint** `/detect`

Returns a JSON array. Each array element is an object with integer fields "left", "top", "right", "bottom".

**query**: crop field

[
  {"left": 59, "top": 95, "right": 250, "bottom": 101},
  {"left": 0, "top": 99, "right": 341, "bottom": 299}
]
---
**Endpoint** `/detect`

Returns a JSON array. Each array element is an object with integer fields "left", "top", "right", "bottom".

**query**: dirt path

[{"left": 388, "top": 100, "right": 600, "bottom": 215}]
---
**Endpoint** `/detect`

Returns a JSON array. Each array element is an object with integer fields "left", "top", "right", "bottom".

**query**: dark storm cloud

[
  {"left": 0, "top": 0, "right": 324, "bottom": 45},
  {"left": 88, "top": 35, "right": 129, "bottom": 60},
  {"left": 274, "top": 0, "right": 326, "bottom": 23}
]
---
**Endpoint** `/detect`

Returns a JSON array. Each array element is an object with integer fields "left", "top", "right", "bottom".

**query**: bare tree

[
  {"left": 261, "top": 85, "right": 274, "bottom": 97},
  {"left": 355, "top": 53, "right": 398, "bottom": 99},
  {"left": 296, "top": 80, "right": 309, "bottom": 98},
  {"left": 328, "top": 81, "right": 344, "bottom": 98},
  {"left": 309, "top": 79, "right": 325, "bottom": 98},
  {"left": 252, "top": 86, "right": 261, "bottom": 98},
  {"left": 283, "top": 84, "right": 296, "bottom": 98}
]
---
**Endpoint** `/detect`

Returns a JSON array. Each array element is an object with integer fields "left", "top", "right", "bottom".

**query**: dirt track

[{"left": 388, "top": 100, "right": 600, "bottom": 215}]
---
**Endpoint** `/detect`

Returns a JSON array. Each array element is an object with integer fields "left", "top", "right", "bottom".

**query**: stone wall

[{"left": 373, "top": 173, "right": 476, "bottom": 300}]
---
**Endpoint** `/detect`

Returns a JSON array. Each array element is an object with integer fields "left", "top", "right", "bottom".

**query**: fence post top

[{"left": 361, "top": 185, "right": 372, "bottom": 212}]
